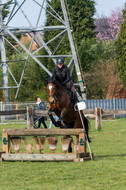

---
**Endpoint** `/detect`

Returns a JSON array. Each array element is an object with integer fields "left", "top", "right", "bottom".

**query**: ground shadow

[{"left": 95, "top": 153, "right": 126, "bottom": 159}]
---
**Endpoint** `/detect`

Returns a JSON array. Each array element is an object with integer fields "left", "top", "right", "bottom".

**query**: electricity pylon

[{"left": 0, "top": 0, "right": 86, "bottom": 108}]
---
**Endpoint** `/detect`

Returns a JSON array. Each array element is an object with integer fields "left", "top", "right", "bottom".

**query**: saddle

[{"left": 61, "top": 82, "right": 76, "bottom": 104}]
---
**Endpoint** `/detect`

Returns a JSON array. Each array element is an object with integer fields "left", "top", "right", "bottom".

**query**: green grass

[{"left": 0, "top": 119, "right": 126, "bottom": 190}]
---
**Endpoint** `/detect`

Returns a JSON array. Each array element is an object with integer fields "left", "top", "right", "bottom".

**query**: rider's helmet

[{"left": 57, "top": 57, "right": 64, "bottom": 65}]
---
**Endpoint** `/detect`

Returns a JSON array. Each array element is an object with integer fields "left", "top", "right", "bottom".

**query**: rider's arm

[{"left": 61, "top": 68, "right": 71, "bottom": 85}]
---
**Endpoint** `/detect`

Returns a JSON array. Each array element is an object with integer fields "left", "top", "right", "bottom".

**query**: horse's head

[
  {"left": 46, "top": 78, "right": 57, "bottom": 111},
  {"left": 46, "top": 78, "right": 68, "bottom": 112}
]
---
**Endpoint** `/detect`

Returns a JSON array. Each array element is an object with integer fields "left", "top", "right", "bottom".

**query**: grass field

[{"left": 0, "top": 118, "right": 126, "bottom": 190}]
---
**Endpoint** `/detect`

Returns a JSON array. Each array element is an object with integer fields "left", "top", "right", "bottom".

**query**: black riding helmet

[{"left": 57, "top": 57, "right": 64, "bottom": 65}]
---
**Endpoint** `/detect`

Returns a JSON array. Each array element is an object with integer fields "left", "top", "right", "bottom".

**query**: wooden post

[
  {"left": 95, "top": 107, "right": 102, "bottom": 130},
  {"left": 2, "top": 131, "right": 11, "bottom": 153},
  {"left": 27, "top": 106, "right": 34, "bottom": 129},
  {"left": 75, "top": 132, "right": 86, "bottom": 160},
  {"left": 78, "top": 132, "right": 86, "bottom": 153}
]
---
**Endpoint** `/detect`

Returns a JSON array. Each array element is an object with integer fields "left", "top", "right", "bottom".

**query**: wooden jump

[{"left": 2, "top": 128, "right": 93, "bottom": 162}]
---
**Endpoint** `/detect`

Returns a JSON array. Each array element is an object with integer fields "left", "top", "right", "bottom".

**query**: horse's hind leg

[
  {"left": 68, "top": 140, "right": 72, "bottom": 153},
  {"left": 74, "top": 120, "right": 82, "bottom": 128},
  {"left": 68, "top": 145, "right": 72, "bottom": 153}
]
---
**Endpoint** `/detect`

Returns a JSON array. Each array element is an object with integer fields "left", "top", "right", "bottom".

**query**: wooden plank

[
  {"left": 0, "top": 109, "right": 26, "bottom": 115},
  {"left": 35, "top": 110, "right": 55, "bottom": 116},
  {"left": 0, "top": 109, "right": 50, "bottom": 117},
  {"left": 27, "top": 106, "right": 34, "bottom": 129},
  {"left": 1, "top": 153, "right": 91, "bottom": 162},
  {"left": 84, "top": 109, "right": 126, "bottom": 117},
  {"left": 2, "top": 153, "right": 77, "bottom": 161},
  {"left": 102, "top": 109, "right": 126, "bottom": 115},
  {"left": 3, "top": 129, "right": 85, "bottom": 136},
  {"left": 82, "top": 109, "right": 95, "bottom": 115},
  {"left": 83, "top": 108, "right": 126, "bottom": 115}
]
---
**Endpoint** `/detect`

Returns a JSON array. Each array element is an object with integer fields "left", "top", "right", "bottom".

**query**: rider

[{"left": 52, "top": 57, "right": 79, "bottom": 105}]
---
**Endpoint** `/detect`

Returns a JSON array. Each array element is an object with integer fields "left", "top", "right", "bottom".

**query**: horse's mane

[
  {"left": 47, "top": 77, "right": 63, "bottom": 90},
  {"left": 47, "top": 77, "right": 54, "bottom": 83}
]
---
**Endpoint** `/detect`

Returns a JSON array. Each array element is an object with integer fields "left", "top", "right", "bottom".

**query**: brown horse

[{"left": 47, "top": 78, "right": 91, "bottom": 142}]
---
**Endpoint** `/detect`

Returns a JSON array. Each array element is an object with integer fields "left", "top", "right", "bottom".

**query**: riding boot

[
  {"left": 37, "top": 121, "right": 41, "bottom": 128},
  {"left": 42, "top": 121, "right": 47, "bottom": 129}
]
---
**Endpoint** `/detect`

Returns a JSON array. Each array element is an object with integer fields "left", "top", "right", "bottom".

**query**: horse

[{"left": 46, "top": 78, "right": 91, "bottom": 143}]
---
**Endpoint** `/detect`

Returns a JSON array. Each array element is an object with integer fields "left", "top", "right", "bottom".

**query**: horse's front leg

[{"left": 60, "top": 108, "right": 67, "bottom": 120}]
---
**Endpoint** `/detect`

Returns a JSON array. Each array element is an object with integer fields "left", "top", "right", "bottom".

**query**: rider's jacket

[
  {"left": 37, "top": 101, "right": 45, "bottom": 110},
  {"left": 52, "top": 64, "right": 71, "bottom": 85}
]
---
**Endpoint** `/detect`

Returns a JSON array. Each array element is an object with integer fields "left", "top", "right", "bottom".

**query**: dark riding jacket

[
  {"left": 37, "top": 101, "right": 45, "bottom": 110},
  {"left": 36, "top": 101, "right": 47, "bottom": 127},
  {"left": 52, "top": 64, "right": 71, "bottom": 85}
]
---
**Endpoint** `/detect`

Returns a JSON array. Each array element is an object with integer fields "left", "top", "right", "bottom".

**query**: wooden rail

[
  {"left": 0, "top": 108, "right": 125, "bottom": 117},
  {"left": 101, "top": 109, "right": 126, "bottom": 115},
  {"left": 82, "top": 108, "right": 126, "bottom": 115},
  {"left": 0, "top": 109, "right": 26, "bottom": 115},
  {"left": 0, "top": 109, "right": 55, "bottom": 116}
]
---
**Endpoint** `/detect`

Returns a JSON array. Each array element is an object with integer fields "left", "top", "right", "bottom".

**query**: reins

[
  {"left": 56, "top": 89, "right": 67, "bottom": 97},
  {"left": 49, "top": 90, "right": 67, "bottom": 103}
]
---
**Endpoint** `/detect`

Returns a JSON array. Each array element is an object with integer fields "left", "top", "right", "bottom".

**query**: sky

[
  {"left": 95, "top": 0, "right": 126, "bottom": 17},
  {"left": 3, "top": 0, "right": 126, "bottom": 27}
]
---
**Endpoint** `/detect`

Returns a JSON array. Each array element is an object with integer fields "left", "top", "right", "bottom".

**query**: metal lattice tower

[{"left": 0, "top": 0, "right": 86, "bottom": 107}]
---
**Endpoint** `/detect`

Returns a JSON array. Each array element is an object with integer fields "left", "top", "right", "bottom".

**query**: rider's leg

[
  {"left": 37, "top": 120, "right": 41, "bottom": 128},
  {"left": 41, "top": 117, "right": 47, "bottom": 128},
  {"left": 66, "top": 81, "right": 79, "bottom": 104},
  {"left": 71, "top": 85, "right": 79, "bottom": 104}
]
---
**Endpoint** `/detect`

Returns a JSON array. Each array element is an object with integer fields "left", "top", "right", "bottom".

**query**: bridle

[
  {"left": 47, "top": 83, "right": 67, "bottom": 105},
  {"left": 49, "top": 94, "right": 57, "bottom": 104}
]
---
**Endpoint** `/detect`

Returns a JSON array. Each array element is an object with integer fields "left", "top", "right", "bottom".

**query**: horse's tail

[{"left": 83, "top": 116, "right": 91, "bottom": 143}]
